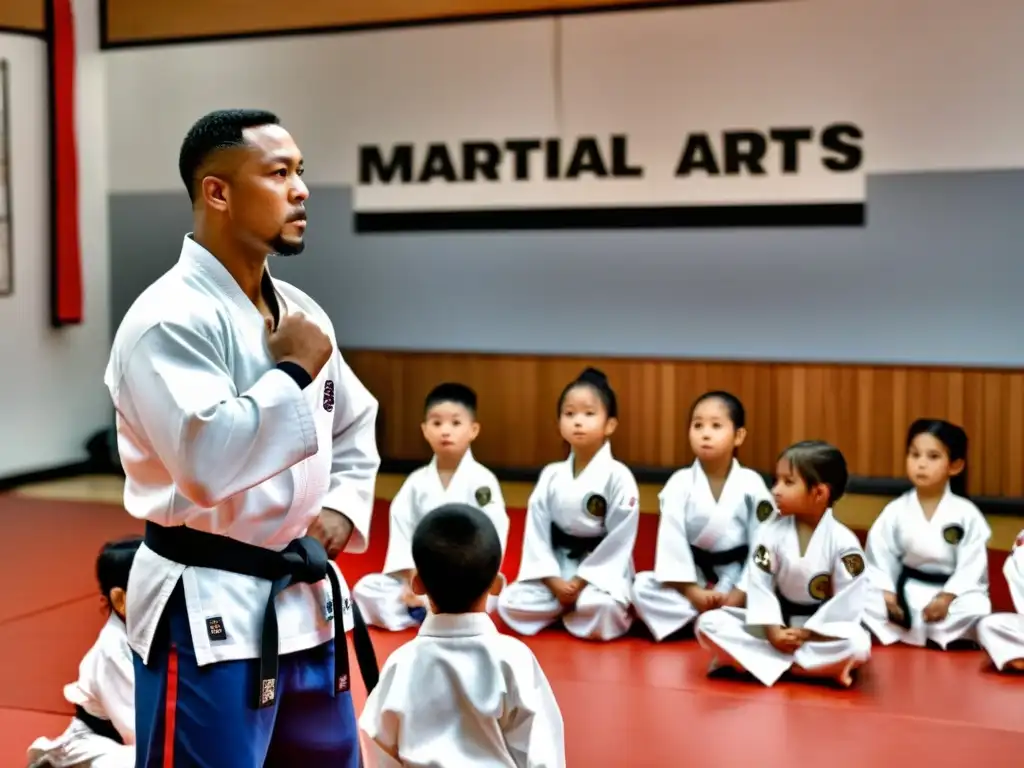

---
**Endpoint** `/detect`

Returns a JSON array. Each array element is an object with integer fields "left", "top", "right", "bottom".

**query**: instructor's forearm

[{"left": 171, "top": 369, "right": 319, "bottom": 507}]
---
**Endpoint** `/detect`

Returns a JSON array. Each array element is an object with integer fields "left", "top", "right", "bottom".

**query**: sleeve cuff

[{"left": 276, "top": 361, "right": 313, "bottom": 390}]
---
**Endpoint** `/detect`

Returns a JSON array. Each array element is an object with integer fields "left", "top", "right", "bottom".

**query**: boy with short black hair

[
  {"left": 359, "top": 503, "right": 565, "bottom": 767},
  {"left": 352, "top": 383, "right": 509, "bottom": 630}
]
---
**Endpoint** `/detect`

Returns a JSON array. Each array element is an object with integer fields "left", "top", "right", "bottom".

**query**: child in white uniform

[
  {"left": 353, "top": 383, "right": 509, "bottom": 631},
  {"left": 977, "top": 529, "right": 1024, "bottom": 672},
  {"left": 359, "top": 503, "right": 565, "bottom": 767},
  {"left": 862, "top": 419, "right": 991, "bottom": 649},
  {"left": 696, "top": 441, "right": 872, "bottom": 688},
  {"left": 498, "top": 368, "right": 640, "bottom": 642},
  {"left": 27, "top": 536, "right": 142, "bottom": 768},
  {"left": 632, "top": 391, "right": 774, "bottom": 641}
]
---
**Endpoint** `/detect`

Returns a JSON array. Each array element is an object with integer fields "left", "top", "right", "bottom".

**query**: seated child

[
  {"left": 632, "top": 391, "right": 773, "bottom": 641},
  {"left": 695, "top": 441, "right": 871, "bottom": 688},
  {"left": 27, "top": 536, "right": 142, "bottom": 768},
  {"left": 353, "top": 383, "right": 509, "bottom": 630},
  {"left": 862, "top": 419, "right": 991, "bottom": 649},
  {"left": 497, "top": 368, "right": 639, "bottom": 642},
  {"left": 359, "top": 503, "right": 565, "bottom": 767},
  {"left": 976, "top": 529, "right": 1024, "bottom": 672}
]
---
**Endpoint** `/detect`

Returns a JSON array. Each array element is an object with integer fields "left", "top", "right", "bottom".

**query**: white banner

[{"left": 355, "top": 125, "right": 866, "bottom": 212}]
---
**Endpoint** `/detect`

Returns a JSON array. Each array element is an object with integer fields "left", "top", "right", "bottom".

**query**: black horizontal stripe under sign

[{"left": 353, "top": 203, "right": 866, "bottom": 233}]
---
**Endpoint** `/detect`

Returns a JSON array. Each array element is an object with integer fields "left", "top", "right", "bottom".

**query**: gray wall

[{"left": 108, "top": 169, "right": 1024, "bottom": 367}]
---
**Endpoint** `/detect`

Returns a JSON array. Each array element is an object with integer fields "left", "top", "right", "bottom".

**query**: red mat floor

[{"left": 1, "top": 494, "right": 1022, "bottom": 767}]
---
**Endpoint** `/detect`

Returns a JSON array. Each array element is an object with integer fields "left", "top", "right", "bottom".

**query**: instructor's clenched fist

[{"left": 266, "top": 312, "right": 333, "bottom": 380}]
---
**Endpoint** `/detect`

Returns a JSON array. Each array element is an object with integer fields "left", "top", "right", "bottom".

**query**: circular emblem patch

[
  {"left": 943, "top": 524, "right": 964, "bottom": 545},
  {"left": 475, "top": 486, "right": 492, "bottom": 506},
  {"left": 584, "top": 493, "right": 607, "bottom": 519},
  {"left": 808, "top": 573, "right": 832, "bottom": 600},
  {"left": 756, "top": 500, "right": 774, "bottom": 523}
]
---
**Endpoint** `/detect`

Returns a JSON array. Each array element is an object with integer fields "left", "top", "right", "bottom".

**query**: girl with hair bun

[{"left": 498, "top": 368, "right": 640, "bottom": 641}]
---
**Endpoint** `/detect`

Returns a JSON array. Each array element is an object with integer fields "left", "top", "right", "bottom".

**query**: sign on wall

[{"left": 355, "top": 123, "right": 866, "bottom": 231}]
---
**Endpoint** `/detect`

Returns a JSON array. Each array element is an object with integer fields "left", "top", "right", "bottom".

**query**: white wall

[
  {"left": 103, "top": 0, "right": 1024, "bottom": 208},
  {"left": 0, "top": 0, "right": 110, "bottom": 478},
  {"left": 100, "top": 0, "right": 1024, "bottom": 367}
]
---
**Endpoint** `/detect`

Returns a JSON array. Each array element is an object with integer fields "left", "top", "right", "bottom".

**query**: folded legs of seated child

[{"left": 696, "top": 441, "right": 872, "bottom": 687}]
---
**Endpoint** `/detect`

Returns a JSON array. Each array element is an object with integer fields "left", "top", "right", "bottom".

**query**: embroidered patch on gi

[
  {"left": 324, "top": 597, "right": 335, "bottom": 622},
  {"left": 584, "top": 493, "right": 607, "bottom": 519},
  {"left": 756, "top": 500, "right": 774, "bottom": 523},
  {"left": 808, "top": 573, "right": 832, "bottom": 600},
  {"left": 323, "top": 379, "right": 335, "bottom": 413},
  {"left": 841, "top": 552, "right": 865, "bottom": 577},
  {"left": 475, "top": 486, "right": 492, "bottom": 506},
  {"left": 205, "top": 616, "right": 227, "bottom": 642},
  {"left": 1015, "top": 531, "right": 1024, "bottom": 552},
  {"left": 753, "top": 544, "right": 772, "bottom": 573},
  {"left": 943, "top": 524, "right": 964, "bottom": 545}
]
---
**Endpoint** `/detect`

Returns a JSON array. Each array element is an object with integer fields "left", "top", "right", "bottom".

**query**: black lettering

[
  {"left": 675, "top": 133, "right": 720, "bottom": 176},
  {"left": 565, "top": 137, "right": 609, "bottom": 178},
  {"left": 610, "top": 134, "right": 643, "bottom": 177},
  {"left": 505, "top": 139, "right": 542, "bottom": 180},
  {"left": 821, "top": 123, "right": 863, "bottom": 172},
  {"left": 417, "top": 143, "right": 458, "bottom": 183},
  {"left": 544, "top": 139, "right": 561, "bottom": 179},
  {"left": 723, "top": 130, "right": 767, "bottom": 175},
  {"left": 358, "top": 144, "right": 413, "bottom": 185},
  {"left": 769, "top": 128, "right": 813, "bottom": 173},
  {"left": 461, "top": 142, "right": 501, "bottom": 181}
]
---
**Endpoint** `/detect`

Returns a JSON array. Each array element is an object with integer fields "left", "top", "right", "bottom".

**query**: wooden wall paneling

[
  {"left": 344, "top": 350, "right": 1024, "bottom": 498},
  {"left": 0, "top": 0, "right": 45, "bottom": 34},
  {"left": 101, "top": 0, "right": 723, "bottom": 46}
]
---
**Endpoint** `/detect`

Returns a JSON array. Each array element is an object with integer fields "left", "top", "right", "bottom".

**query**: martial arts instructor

[{"left": 104, "top": 109, "right": 380, "bottom": 767}]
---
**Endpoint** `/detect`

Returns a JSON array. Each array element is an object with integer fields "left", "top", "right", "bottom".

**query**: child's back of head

[{"left": 412, "top": 503, "right": 502, "bottom": 615}]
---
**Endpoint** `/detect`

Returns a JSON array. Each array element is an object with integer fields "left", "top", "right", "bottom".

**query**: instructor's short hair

[
  {"left": 178, "top": 108, "right": 280, "bottom": 203},
  {"left": 412, "top": 503, "right": 501, "bottom": 614}
]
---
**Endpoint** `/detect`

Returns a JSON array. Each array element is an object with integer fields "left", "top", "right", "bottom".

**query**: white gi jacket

[
  {"left": 26, "top": 614, "right": 135, "bottom": 766},
  {"left": 104, "top": 235, "right": 380, "bottom": 666},
  {"left": 359, "top": 613, "right": 565, "bottom": 767},
  {"left": 653, "top": 459, "right": 774, "bottom": 591},
  {"left": 382, "top": 449, "right": 509, "bottom": 575},
  {"left": 515, "top": 442, "right": 639, "bottom": 603}
]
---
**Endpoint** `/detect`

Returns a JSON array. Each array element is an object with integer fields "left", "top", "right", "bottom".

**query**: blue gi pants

[{"left": 133, "top": 582, "right": 360, "bottom": 767}]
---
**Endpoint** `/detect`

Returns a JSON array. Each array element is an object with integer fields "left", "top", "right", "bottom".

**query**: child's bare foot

[
  {"left": 1006, "top": 658, "right": 1024, "bottom": 672},
  {"left": 836, "top": 660, "right": 856, "bottom": 687}
]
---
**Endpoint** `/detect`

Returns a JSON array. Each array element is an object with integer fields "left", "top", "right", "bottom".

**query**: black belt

[
  {"left": 892, "top": 566, "right": 948, "bottom": 630},
  {"left": 74, "top": 705, "right": 122, "bottom": 743},
  {"left": 550, "top": 524, "right": 604, "bottom": 561},
  {"left": 776, "top": 592, "right": 819, "bottom": 627},
  {"left": 144, "top": 522, "right": 379, "bottom": 710},
  {"left": 691, "top": 544, "right": 749, "bottom": 587}
]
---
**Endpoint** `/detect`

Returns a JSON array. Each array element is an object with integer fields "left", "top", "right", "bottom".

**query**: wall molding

[
  {"left": 0, "top": 24, "right": 46, "bottom": 38},
  {"left": 98, "top": 0, "right": 763, "bottom": 50}
]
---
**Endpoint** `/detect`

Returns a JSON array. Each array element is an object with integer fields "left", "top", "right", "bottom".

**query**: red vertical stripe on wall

[{"left": 47, "top": 0, "right": 83, "bottom": 326}]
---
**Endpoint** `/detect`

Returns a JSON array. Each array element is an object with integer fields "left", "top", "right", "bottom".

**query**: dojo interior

[{"left": 3, "top": 0, "right": 1024, "bottom": 766}]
